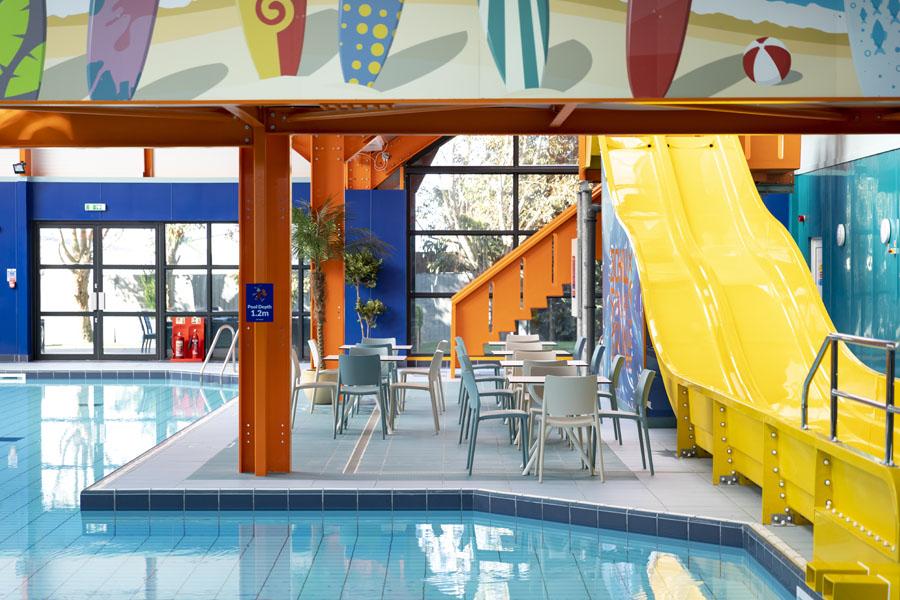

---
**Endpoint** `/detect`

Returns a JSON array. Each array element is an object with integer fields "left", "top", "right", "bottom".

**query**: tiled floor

[{"left": 89, "top": 370, "right": 814, "bottom": 564}]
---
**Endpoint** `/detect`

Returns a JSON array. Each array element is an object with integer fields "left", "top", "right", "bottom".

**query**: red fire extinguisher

[
  {"left": 174, "top": 331, "right": 185, "bottom": 359},
  {"left": 190, "top": 329, "right": 200, "bottom": 359}
]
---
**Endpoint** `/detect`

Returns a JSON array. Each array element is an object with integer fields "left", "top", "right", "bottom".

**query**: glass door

[
  {"left": 98, "top": 227, "right": 158, "bottom": 358},
  {"left": 37, "top": 225, "right": 160, "bottom": 359},
  {"left": 37, "top": 226, "right": 97, "bottom": 358}
]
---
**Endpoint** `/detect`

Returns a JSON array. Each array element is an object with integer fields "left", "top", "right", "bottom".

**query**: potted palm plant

[{"left": 292, "top": 198, "right": 345, "bottom": 404}]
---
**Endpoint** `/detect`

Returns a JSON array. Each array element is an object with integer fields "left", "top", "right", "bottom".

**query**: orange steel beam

[
  {"left": 370, "top": 136, "right": 441, "bottom": 188},
  {"left": 347, "top": 153, "right": 373, "bottom": 190},
  {"left": 143, "top": 148, "right": 154, "bottom": 177},
  {"left": 269, "top": 105, "right": 900, "bottom": 135},
  {"left": 549, "top": 103, "right": 578, "bottom": 128},
  {"left": 309, "top": 134, "right": 346, "bottom": 357},
  {"left": 291, "top": 135, "right": 311, "bottom": 161},
  {"left": 0, "top": 109, "right": 252, "bottom": 147},
  {"left": 17, "top": 149, "right": 31, "bottom": 176},
  {"left": 238, "top": 133, "right": 292, "bottom": 476},
  {"left": 343, "top": 135, "right": 378, "bottom": 161},
  {"left": 225, "top": 105, "right": 265, "bottom": 128}
]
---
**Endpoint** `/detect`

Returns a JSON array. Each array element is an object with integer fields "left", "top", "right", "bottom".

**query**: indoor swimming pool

[{"left": 0, "top": 377, "right": 794, "bottom": 599}]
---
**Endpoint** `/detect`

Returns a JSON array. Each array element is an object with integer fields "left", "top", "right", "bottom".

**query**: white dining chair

[
  {"left": 396, "top": 340, "right": 448, "bottom": 412},
  {"left": 305, "top": 339, "right": 337, "bottom": 415},
  {"left": 291, "top": 343, "right": 338, "bottom": 430},
  {"left": 389, "top": 349, "right": 445, "bottom": 434},
  {"left": 533, "top": 375, "right": 604, "bottom": 483}
]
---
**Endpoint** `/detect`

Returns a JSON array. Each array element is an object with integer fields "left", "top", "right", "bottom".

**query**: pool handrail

[{"left": 200, "top": 324, "right": 239, "bottom": 381}]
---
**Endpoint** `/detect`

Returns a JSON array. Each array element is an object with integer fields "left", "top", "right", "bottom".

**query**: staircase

[{"left": 450, "top": 203, "right": 601, "bottom": 373}]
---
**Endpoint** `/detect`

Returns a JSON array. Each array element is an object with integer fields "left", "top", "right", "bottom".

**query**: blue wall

[
  {"left": 790, "top": 149, "right": 900, "bottom": 372},
  {"left": 344, "top": 190, "right": 408, "bottom": 346},
  {"left": 0, "top": 182, "right": 30, "bottom": 360},
  {"left": 0, "top": 178, "right": 404, "bottom": 359},
  {"left": 762, "top": 193, "right": 790, "bottom": 230}
]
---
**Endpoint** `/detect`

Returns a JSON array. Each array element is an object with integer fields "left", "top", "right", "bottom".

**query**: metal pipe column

[{"left": 579, "top": 181, "right": 599, "bottom": 362}]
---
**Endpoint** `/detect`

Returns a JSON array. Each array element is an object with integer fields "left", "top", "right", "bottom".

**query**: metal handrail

[
  {"left": 801, "top": 332, "right": 898, "bottom": 465},
  {"left": 200, "top": 325, "right": 239, "bottom": 381}
]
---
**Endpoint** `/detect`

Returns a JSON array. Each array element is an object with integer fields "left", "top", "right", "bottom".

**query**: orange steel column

[
  {"left": 238, "top": 134, "right": 292, "bottom": 475},
  {"left": 309, "top": 134, "right": 346, "bottom": 356}
]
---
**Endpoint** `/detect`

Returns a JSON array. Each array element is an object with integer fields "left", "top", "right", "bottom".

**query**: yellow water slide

[{"left": 597, "top": 135, "right": 900, "bottom": 598}]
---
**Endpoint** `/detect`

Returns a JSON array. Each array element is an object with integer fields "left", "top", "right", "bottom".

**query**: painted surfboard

[
  {"left": 626, "top": 0, "right": 693, "bottom": 98},
  {"left": 87, "top": 0, "right": 161, "bottom": 100},
  {"left": 846, "top": 0, "right": 899, "bottom": 96},
  {"left": 338, "top": 0, "right": 403, "bottom": 87},
  {"left": 238, "top": 0, "right": 307, "bottom": 79},
  {"left": 478, "top": 0, "right": 550, "bottom": 90},
  {"left": 0, "top": 0, "right": 46, "bottom": 100}
]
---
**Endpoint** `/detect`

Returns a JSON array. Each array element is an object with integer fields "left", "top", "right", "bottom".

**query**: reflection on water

[
  {"left": 0, "top": 380, "right": 234, "bottom": 511},
  {"left": 3, "top": 512, "right": 786, "bottom": 599}
]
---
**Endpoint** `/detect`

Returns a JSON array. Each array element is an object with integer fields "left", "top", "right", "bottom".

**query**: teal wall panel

[{"left": 790, "top": 149, "right": 900, "bottom": 372}]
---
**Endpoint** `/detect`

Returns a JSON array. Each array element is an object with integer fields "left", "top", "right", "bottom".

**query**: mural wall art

[{"left": 0, "top": 0, "right": 895, "bottom": 101}]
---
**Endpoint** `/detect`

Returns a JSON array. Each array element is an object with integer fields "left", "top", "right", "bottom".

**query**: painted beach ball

[{"left": 742, "top": 37, "right": 792, "bottom": 86}]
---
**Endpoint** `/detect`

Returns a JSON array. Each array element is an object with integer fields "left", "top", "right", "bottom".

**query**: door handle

[
  {"left": 88, "top": 293, "right": 97, "bottom": 312},
  {"left": 97, "top": 292, "right": 106, "bottom": 311}
]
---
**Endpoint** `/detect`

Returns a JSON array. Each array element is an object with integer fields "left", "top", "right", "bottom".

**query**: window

[{"left": 407, "top": 136, "right": 579, "bottom": 351}]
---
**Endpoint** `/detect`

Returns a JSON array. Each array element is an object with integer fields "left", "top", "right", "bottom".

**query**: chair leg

[
  {"left": 636, "top": 420, "right": 647, "bottom": 470},
  {"left": 377, "top": 391, "right": 387, "bottom": 440},
  {"left": 309, "top": 387, "right": 316, "bottom": 414},
  {"left": 332, "top": 392, "right": 339, "bottom": 439},
  {"left": 642, "top": 419, "right": 655, "bottom": 476},
  {"left": 467, "top": 416, "right": 480, "bottom": 475},
  {"left": 428, "top": 388, "right": 440, "bottom": 435},
  {"left": 519, "top": 416, "right": 529, "bottom": 469},
  {"left": 290, "top": 388, "right": 298, "bottom": 429},
  {"left": 538, "top": 422, "right": 548, "bottom": 483},
  {"left": 594, "top": 416, "right": 605, "bottom": 483}
]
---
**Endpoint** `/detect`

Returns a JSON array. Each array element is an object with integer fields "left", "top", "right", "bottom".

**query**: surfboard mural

[
  {"left": 87, "top": 0, "right": 161, "bottom": 100},
  {"left": 845, "top": 0, "right": 900, "bottom": 96},
  {"left": 0, "top": 0, "right": 46, "bottom": 100},
  {"left": 338, "top": 0, "right": 403, "bottom": 87},
  {"left": 478, "top": 0, "right": 550, "bottom": 89},
  {"left": 238, "top": 0, "right": 307, "bottom": 79},
  {"left": 626, "top": 0, "right": 693, "bottom": 98}
]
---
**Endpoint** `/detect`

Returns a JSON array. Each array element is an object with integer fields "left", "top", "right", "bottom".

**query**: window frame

[{"left": 406, "top": 136, "right": 579, "bottom": 354}]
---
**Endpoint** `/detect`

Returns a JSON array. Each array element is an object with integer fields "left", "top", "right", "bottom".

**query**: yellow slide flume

[{"left": 598, "top": 135, "right": 900, "bottom": 594}]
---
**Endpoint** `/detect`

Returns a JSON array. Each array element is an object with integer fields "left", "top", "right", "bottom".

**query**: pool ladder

[{"left": 200, "top": 325, "right": 239, "bottom": 382}]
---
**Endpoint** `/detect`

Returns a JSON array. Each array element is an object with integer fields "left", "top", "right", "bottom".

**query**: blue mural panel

[{"left": 601, "top": 189, "right": 644, "bottom": 411}]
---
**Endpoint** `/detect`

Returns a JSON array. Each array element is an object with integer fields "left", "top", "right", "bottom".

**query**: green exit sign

[{"left": 84, "top": 203, "right": 106, "bottom": 212}]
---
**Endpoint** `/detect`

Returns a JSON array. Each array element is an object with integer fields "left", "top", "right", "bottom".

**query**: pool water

[{"left": 0, "top": 379, "right": 792, "bottom": 599}]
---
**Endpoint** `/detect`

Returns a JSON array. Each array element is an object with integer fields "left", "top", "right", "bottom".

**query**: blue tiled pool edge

[
  {"left": 80, "top": 488, "right": 820, "bottom": 599},
  {"left": 0, "top": 368, "right": 238, "bottom": 387}
]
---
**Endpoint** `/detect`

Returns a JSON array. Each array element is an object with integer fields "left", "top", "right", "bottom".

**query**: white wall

[
  {"left": 154, "top": 147, "right": 238, "bottom": 178},
  {"left": 0, "top": 149, "right": 21, "bottom": 175},
  {"left": 14, "top": 146, "right": 310, "bottom": 180},
  {"left": 799, "top": 135, "right": 900, "bottom": 174},
  {"left": 32, "top": 148, "right": 144, "bottom": 177}
]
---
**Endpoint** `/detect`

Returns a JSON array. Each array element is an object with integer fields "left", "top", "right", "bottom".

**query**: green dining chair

[
  {"left": 460, "top": 362, "right": 529, "bottom": 476},
  {"left": 339, "top": 352, "right": 389, "bottom": 439},
  {"left": 598, "top": 354, "right": 625, "bottom": 443},
  {"left": 598, "top": 368, "right": 657, "bottom": 475}
]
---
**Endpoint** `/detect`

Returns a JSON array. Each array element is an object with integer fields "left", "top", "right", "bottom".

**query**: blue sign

[{"left": 245, "top": 283, "right": 274, "bottom": 323}]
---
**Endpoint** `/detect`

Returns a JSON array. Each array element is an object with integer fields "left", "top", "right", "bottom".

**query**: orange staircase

[{"left": 450, "top": 203, "right": 601, "bottom": 373}]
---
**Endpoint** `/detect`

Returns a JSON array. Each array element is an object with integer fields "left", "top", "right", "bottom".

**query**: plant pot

[{"left": 300, "top": 369, "right": 337, "bottom": 405}]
